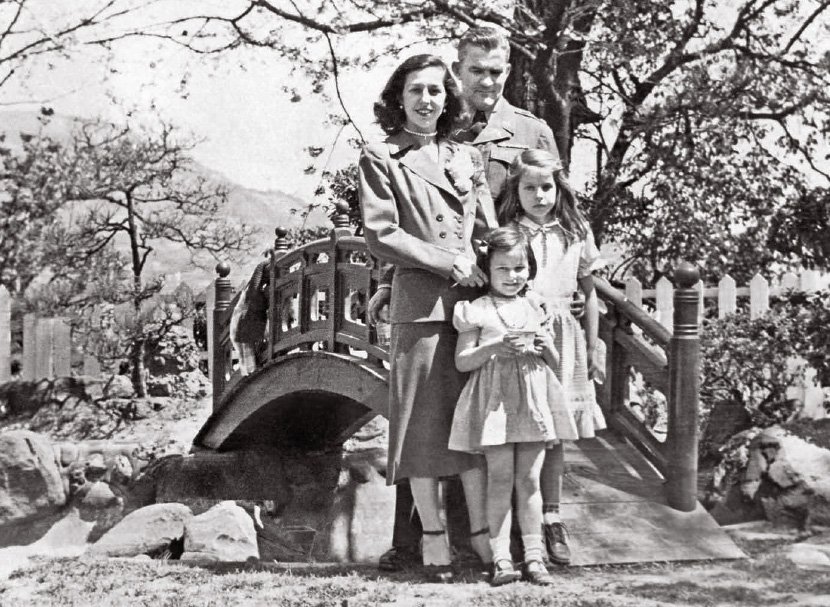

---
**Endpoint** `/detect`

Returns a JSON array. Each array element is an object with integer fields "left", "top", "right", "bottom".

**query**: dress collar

[{"left": 516, "top": 215, "right": 560, "bottom": 234}]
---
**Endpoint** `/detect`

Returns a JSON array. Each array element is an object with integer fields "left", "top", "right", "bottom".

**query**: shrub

[{"left": 699, "top": 288, "right": 830, "bottom": 458}]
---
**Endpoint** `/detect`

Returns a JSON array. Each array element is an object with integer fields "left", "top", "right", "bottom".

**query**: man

[{"left": 372, "top": 26, "right": 573, "bottom": 573}]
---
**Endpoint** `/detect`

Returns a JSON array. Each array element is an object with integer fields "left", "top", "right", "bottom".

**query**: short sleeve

[
  {"left": 453, "top": 300, "right": 484, "bottom": 333},
  {"left": 577, "top": 229, "right": 602, "bottom": 278}
]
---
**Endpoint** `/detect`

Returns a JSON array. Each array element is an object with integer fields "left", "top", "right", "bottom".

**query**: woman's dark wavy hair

[
  {"left": 498, "top": 149, "right": 589, "bottom": 247},
  {"left": 477, "top": 227, "right": 537, "bottom": 296},
  {"left": 373, "top": 54, "right": 462, "bottom": 138}
]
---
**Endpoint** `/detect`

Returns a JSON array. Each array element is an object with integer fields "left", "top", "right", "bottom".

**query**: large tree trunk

[{"left": 504, "top": 0, "right": 600, "bottom": 171}]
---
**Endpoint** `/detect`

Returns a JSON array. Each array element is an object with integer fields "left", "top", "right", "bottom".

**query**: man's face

[{"left": 453, "top": 45, "right": 511, "bottom": 113}]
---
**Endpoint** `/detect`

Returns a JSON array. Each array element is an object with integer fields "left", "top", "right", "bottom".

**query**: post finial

[
  {"left": 674, "top": 262, "right": 700, "bottom": 288},
  {"left": 215, "top": 262, "right": 231, "bottom": 278},
  {"left": 274, "top": 227, "right": 290, "bottom": 251},
  {"left": 333, "top": 201, "right": 351, "bottom": 229}
]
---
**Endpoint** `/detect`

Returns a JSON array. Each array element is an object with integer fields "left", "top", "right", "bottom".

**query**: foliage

[
  {"left": 313, "top": 164, "right": 362, "bottom": 233},
  {"left": 699, "top": 289, "right": 830, "bottom": 433},
  {"left": 0, "top": 119, "right": 80, "bottom": 293},
  {"left": 15, "top": 117, "right": 258, "bottom": 395}
]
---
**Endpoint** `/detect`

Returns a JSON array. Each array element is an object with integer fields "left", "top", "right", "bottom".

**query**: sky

[{"left": 0, "top": 3, "right": 448, "bottom": 207}]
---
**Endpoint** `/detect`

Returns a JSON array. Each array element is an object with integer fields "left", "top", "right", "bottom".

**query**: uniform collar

[{"left": 472, "top": 97, "right": 516, "bottom": 144}]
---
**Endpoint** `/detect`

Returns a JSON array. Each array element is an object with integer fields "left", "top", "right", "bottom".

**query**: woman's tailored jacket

[{"left": 358, "top": 131, "right": 498, "bottom": 324}]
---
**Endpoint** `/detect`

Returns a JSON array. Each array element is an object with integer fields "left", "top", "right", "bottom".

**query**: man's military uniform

[{"left": 454, "top": 97, "right": 558, "bottom": 208}]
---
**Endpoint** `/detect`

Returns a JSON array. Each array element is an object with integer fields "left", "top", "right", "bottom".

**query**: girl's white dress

[
  {"left": 512, "top": 215, "right": 607, "bottom": 438},
  {"left": 448, "top": 292, "right": 579, "bottom": 453}
]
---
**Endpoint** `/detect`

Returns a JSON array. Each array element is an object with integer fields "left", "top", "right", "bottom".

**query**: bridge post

[
  {"left": 266, "top": 228, "right": 290, "bottom": 362},
  {"left": 213, "top": 262, "right": 232, "bottom": 404},
  {"left": 666, "top": 262, "right": 701, "bottom": 512},
  {"left": 330, "top": 201, "right": 352, "bottom": 354}
]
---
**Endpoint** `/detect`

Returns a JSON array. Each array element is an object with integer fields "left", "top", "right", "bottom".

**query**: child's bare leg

[
  {"left": 484, "top": 444, "right": 515, "bottom": 564},
  {"left": 460, "top": 463, "right": 493, "bottom": 563},
  {"left": 540, "top": 443, "right": 564, "bottom": 524},
  {"left": 515, "top": 442, "right": 554, "bottom": 584},
  {"left": 514, "top": 442, "right": 547, "bottom": 561}
]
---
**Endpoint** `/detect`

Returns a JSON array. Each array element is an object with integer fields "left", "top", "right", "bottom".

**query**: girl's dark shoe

[
  {"left": 424, "top": 564, "right": 455, "bottom": 583},
  {"left": 491, "top": 559, "right": 522, "bottom": 586},
  {"left": 543, "top": 522, "right": 572, "bottom": 565},
  {"left": 524, "top": 560, "right": 555, "bottom": 586}
]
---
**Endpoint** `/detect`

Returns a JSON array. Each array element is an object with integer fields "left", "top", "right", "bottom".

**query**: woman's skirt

[{"left": 386, "top": 321, "right": 483, "bottom": 484}]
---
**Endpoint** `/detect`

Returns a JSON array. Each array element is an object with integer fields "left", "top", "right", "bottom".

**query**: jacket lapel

[{"left": 389, "top": 132, "right": 460, "bottom": 201}]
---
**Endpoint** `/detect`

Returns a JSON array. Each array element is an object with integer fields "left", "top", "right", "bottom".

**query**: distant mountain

[{"left": 1, "top": 110, "right": 327, "bottom": 293}]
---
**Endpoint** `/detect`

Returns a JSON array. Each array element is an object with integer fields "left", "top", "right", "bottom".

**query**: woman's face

[
  {"left": 518, "top": 167, "right": 558, "bottom": 225},
  {"left": 400, "top": 65, "right": 447, "bottom": 134},
  {"left": 489, "top": 246, "right": 530, "bottom": 298}
]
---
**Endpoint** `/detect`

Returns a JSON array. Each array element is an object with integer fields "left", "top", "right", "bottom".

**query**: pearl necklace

[
  {"left": 489, "top": 295, "right": 528, "bottom": 330},
  {"left": 403, "top": 126, "right": 438, "bottom": 140}
]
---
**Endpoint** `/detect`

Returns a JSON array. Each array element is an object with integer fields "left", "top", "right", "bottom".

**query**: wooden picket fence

[
  {"left": 621, "top": 268, "right": 829, "bottom": 419},
  {"left": 0, "top": 286, "right": 101, "bottom": 383},
  {"left": 623, "top": 268, "right": 829, "bottom": 329}
]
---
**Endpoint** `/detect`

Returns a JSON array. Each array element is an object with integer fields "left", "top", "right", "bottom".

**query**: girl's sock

[
  {"left": 542, "top": 503, "right": 561, "bottom": 525},
  {"left": 522, "top": 533, "right": 545, "bottom": 564},
  {"left": 489, "top": 536, "right": 512, "bottom": 564}
]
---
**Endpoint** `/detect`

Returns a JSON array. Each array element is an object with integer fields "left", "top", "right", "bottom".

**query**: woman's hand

[
  {"left": 367, "top": 287, "right": 391, "bottom": 325},
  {"left": 451, "top": 255, "right": 488, "bottom": 288},
  {"left": 587, "top": 344, "right": 606, "bottom": 384}
]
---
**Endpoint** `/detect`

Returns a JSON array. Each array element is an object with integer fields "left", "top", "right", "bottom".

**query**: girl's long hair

[{"left": 498, "top": 149, "right": 588, "bottom": 246}]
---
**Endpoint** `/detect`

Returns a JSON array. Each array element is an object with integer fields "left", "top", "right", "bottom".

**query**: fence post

[
  {"left": 22, "top": 314, "right": 36, "bottom": 381},
  {"left": 666, "top": 262, "right": 701, "bottom": 512},
  {"left": 212, "top": 262, "right": 232, "bottom": 407},
  {"left": 0, "top": 287, "right": 9, "bottom": 383}
]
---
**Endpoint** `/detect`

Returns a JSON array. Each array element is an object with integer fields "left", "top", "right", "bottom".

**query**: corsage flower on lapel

[{"left": 444, "top": 146, "right": 476, "bottom": 195}]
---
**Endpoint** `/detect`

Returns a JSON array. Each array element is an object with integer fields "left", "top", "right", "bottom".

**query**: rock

[
  {"left": 88, "top": 502, "right": 193, "bottom": 557},
  {"left": 181, "top": 501, "right": 258, "bottom": 562},
  {"left": 707, "top": 426, "right": 830, "bottom": 528},
  {"left": 104, "top": 375, "right": 134, "bottom": 399},
  {"left": 0, "top": 430, "right": 66, "bottom": 527},
  {"left": 784, "top": 543, "right": 830, "bottom": 571}
]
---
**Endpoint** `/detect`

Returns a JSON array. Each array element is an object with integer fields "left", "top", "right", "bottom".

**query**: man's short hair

[{"left": 457, "top": 26, "right": 511, "bottom": 62}]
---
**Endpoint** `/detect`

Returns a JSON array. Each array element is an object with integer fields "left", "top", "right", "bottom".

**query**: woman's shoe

[
  {"left": 490, "top": 559, "right": 522, "bottom": 586},
  {"left": 421, "top": 529, "right": 453, "bottom": 581},
  {"left": 524, "top": 560, "right": 555, "bottom": 586},
  {"left": 378, "top": 545, "right": 421, "bottom": 572}
]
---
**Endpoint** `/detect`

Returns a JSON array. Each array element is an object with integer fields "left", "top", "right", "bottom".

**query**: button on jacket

[{"left": 358, "top": 131, "right": 498, "bottom": 324}]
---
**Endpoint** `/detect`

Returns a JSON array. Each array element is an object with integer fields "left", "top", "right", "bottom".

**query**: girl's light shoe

[{"left": 491, "top": 559, "right": 522, "bottom": 586}]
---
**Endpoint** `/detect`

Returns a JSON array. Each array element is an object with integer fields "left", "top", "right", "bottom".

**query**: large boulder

[
  {"left": 88, "top": 502, "right": 193, "bottom": 557},
  {"left": 0, "top": 431, "right": 66, "bottom": 529},
  {"left": 707, "top": 426, "right": 830, "bottom": 528},
  {"left": 180, "top": 501, "right": 258, "bottom": 562}
]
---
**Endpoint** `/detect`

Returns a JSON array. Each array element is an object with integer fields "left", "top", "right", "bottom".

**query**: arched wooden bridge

[{"left": 194, "top": 207, "right": 744, "bottom": 565}]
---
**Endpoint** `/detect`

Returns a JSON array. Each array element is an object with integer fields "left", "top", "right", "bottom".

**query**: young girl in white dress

[
  {"left": 448, "top": 227, "right": 579, "bottom": 586},
  {"left": 499, "top": 148, "right": 607, "bottom": 566}
]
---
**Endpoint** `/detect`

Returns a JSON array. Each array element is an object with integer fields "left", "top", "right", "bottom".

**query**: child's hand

[
  {"left": 587, "top": 345, "right": 605, "bottom": 384},
  {"left": 534, "top": 332, "right": 559, "bottom": 366},
  {"left": 481, "top": 334, "right": 526, "bottom": 357}
]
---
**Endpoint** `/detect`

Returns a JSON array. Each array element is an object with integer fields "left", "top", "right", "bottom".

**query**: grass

[{"left": 2, "top": 545, "right": 829, "bottom": 607}]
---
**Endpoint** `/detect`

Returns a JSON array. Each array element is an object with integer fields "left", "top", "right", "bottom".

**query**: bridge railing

[{"left": 212, "top": 203, "right": 701, "bottom": 512}]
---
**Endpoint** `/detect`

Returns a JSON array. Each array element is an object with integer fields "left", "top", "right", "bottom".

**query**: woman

[{"left": 358, "top": 54, "right": 498, "bottom": 574}]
